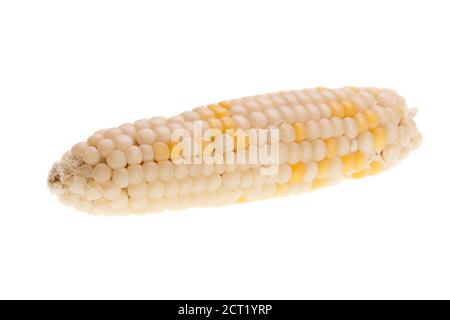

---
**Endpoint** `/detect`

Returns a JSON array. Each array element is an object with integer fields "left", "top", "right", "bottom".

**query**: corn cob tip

[{"left": 48, "top": 153, "right": 83, "bottom": 195}]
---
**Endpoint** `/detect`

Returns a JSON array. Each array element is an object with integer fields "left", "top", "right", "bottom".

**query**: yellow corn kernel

[
  {"left": 312, "top": 178, "right": 327, "bottom": 190},
  {"left": 276, "top": 184, "right": 288, "bottom": 196},
  {"left": 317, "top": 159, "right": 330, "bottom": 179},
  {"left": 290, "top": 162, "right": 306, "bottom": 183},
  {"left": 294, "top": 123, "right": 306, "bottom": 142},
  {"left": 364, "top": 109, "right": 379, "bottom": 129},
  {"left": 354, "top": 113, "right": 369, "bottom": 133},
  {"left": 341, "top": 100, "right": 356, "bottom": 117},
  {"left": 167, "top": 140, "right": 180, "bottom": 150},
  {"left": 167, "top": 140, "right": 180, "bottom": 154},
  {"left": 208, "top": 104, "right": 229, "bottom": 118},
  {"left": 353, "top": 151, "right": 367, "bottom": 173},
  {"left": 369, "top": 161, "right": 384, "bottom": 175},
  {"left": 153, "top": 142, "right": 170, "bottom": 162},
  {"left": 170, "top": 142, "right": 184, "bottom": 161},
  {"left": 328, "top": 101, "right": 345, "bottom": 118},
  {"left": 341, "top": 154, "right": 355, "bottom": 175},
  {"left": 221, "top": 116, "right": 236, "bottom": 131},
  {"left": 234, "top": 131, "right": 249, "bottom": 151},
  {"left": 237, "top": 196, "right": 246, "bottom": 203},
  {"left": 325, "top": 138, "right": 338, "bottom": 158},
  {"left": 219, "top": 101, "right": 233, "bottom": 109},
  {"left": 351, "top": 169, "right": 369, "bottom": 179},
  {"left": 371, "top": 127, "right": 386, "bottom": 152},
  {"left": 207, "top": 117, "right": 224, "bottom": 132},
  {"left": 199, "top": 137, "right": 213, "bottom": 154}
]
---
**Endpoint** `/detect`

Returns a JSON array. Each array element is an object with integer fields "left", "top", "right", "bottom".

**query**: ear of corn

[{"left": 48, "top": 87, "right": 422, "bottom": 215}]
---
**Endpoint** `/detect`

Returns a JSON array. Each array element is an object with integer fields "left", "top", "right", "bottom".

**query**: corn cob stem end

[{"left": 48, "top": 152, "right": 82, "bottom": 195}]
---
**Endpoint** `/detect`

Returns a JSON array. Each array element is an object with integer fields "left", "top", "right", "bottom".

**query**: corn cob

[{"left": 48, "top": 87, "right": 422, "bottom": 215}]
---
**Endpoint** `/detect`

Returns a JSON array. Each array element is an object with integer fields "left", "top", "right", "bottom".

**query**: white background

[{"left": 0, "top": 0, "right": 449, "bottom": 300}]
